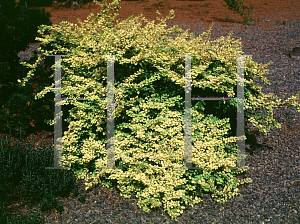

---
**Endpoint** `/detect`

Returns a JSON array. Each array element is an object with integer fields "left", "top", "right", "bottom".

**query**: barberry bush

[{"left": 17, "top": 0, "right": 300, "bottom": 221}]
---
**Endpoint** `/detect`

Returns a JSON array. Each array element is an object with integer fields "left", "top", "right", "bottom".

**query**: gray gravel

[
  {"left": 17, "top": 18, "right": 300, "bottom": 224},
  {"left": 145, "top": 19, "right": 300, "bottom": 224}
]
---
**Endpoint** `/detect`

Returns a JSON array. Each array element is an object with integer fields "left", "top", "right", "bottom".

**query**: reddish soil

[{"left": 3, "top": 0, "right": 300, "bottom": 149}]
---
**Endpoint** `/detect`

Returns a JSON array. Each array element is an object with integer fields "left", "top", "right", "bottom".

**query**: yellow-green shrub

[{"left": 17, "top": 0, "right": 300, "bottom": 221}]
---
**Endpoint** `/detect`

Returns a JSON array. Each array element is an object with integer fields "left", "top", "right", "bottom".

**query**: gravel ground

[
  {"left": 14, "top": 18, "right": 300, "bottom": 223},
  {"left": 148, "top": 19, "right": 300, "bottom": 223}
]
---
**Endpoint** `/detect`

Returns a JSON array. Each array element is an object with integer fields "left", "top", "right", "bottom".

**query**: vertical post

[
  {"left": 97, "top": 55, "right": 124, "bottom": 170},
  {"left": 231, "top": 54, "right": 251, "bottom": 170},
  {"left": 46, "top": 55, "right": 71, "bottom": 170},
  {"left": 176, "top": 55, "right": 201, "bottom": 170}
]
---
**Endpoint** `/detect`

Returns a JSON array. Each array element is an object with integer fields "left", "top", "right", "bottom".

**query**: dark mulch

[{"left": 7, "top": 19, "right": 300, "bottom": 223}]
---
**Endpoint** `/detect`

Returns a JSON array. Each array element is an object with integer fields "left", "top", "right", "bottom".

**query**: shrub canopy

[{"left": 17, "top": 0, "right": 300, "bottom": 221}]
